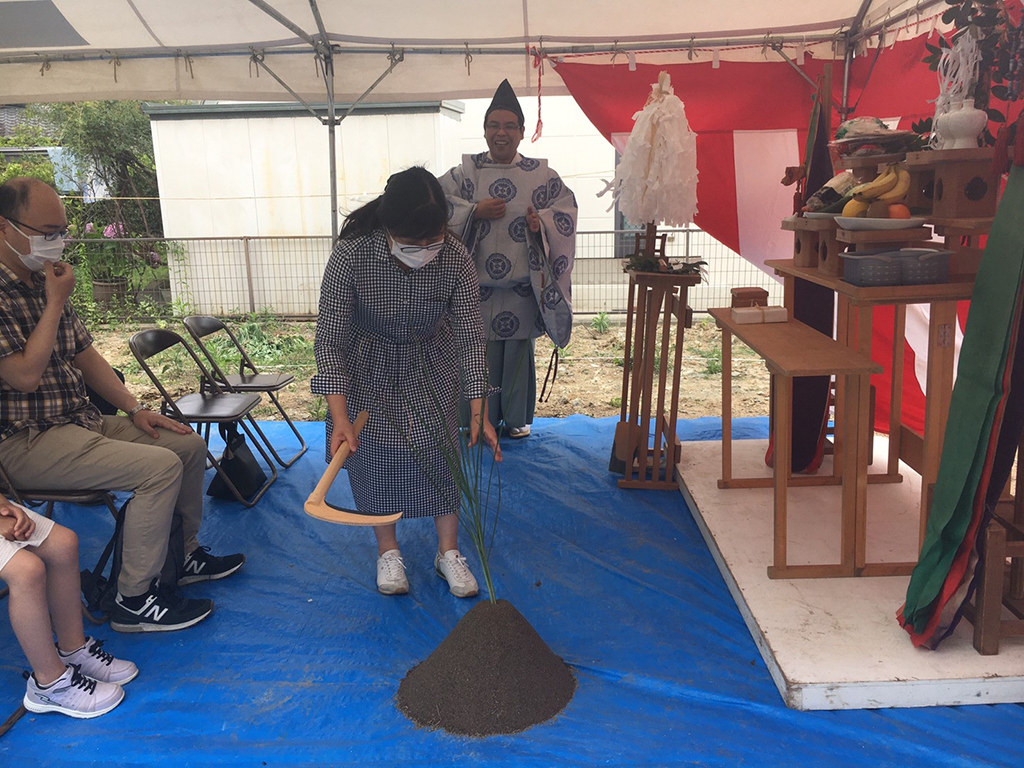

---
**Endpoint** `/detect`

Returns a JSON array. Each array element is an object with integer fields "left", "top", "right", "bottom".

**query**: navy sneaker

[
  {"left": 179, "top": 546, "right": 246, "bottom": 586},
  {"left": 109, "top": 579, "right": 213, "bottom": 633}
]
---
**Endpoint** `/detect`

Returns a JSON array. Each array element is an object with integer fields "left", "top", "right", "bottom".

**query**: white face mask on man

[
  {"left": 388, "top": 233, "right": 445, "bottom": 270},
  {"left": 4, "top": 221, "right": 66, "bottom": 272}
]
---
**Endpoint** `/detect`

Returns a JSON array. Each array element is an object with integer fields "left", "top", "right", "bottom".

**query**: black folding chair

[
  {"left": 0, "top": 456, "right": 118, "bottom": 623},
  {"left": 183, "top": 315, "right": 307, "bottom": 468},
  {"left": 128, "top": 329, "right": 277, "bottom": 507}
]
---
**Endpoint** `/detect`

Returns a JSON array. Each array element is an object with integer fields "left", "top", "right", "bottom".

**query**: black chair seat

[
  {"left": 183, "top": 315, "right": 307, "bottom": 469},
  {"left": 15, "top": 489, "right": 113, "bottom": 505},
  {"left": 174, "top": 392, "right": 262, "bottom": 422},
  {"left": 223, "top": 372, "right": 294, "bottom": 392},
  {"left": 129, "top": 328, "right": 278, "bottom": 507}
]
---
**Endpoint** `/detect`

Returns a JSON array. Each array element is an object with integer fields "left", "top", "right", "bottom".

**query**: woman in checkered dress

[{"left": 312, "top": 167, "right": 501, "bottom": 597}]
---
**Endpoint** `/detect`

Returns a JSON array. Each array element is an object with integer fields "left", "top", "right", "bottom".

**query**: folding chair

[
  {"left": 183, "top": 315, "right": 307, "bottom": 468},
  {"left": 128, "top": 329, "right": 277, "bottom": 507},
  {"left": 0, "top": 455, "right": 119, "bottom": 623}
]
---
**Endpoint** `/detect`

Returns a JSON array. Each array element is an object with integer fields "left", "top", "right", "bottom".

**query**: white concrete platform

[{"left": 678, "top": 438, "right": 1024, "bottom": 710}]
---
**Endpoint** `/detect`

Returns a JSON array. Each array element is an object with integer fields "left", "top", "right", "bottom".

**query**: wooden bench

[{"left": 709, "top": 308, "right": 882, "bottom": 579}]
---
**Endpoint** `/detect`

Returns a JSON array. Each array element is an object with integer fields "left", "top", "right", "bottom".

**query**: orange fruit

[{"left": 888, "top": 203, "right": 912, "bottom": 219}]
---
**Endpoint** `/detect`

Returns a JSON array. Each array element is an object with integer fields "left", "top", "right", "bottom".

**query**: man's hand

[
  {"left": 132, "top": 408, "right": 193, "bottom": 439},
  {"left": 475, "top": 198, "right": 507, "bottom": 220},
  {"left": 329, "top": 418, "right": 359, "bottom": 459},
  {"left": 0, "top": 499, "right": 35, "bottom": 542},
  {"left": 43, "top": 261, "right": 75, "bottom": 306},
  {"left": 526, "top": 205, "right": 541, "bottom": 233}
]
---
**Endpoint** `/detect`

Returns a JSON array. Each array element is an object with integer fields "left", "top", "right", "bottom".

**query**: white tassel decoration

[{"left": 611, "top": 71, "right": 699, "bottom": 228}]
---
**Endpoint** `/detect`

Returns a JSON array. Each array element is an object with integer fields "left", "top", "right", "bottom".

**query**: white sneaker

[
  {"left": 58, "top": 637, "right": 138, "bottom": 685},
  {"left": 23, "top": 665, "right": 124, "bottom": 719},
  {"left": 434, "top": 549, "right": 479, "bottom": 598},
  {"left": 376, "top": 549, "right": 409, "bottom": 595},
  {"left": 508, "top": 425, "right": 531, "bottom": 439}
]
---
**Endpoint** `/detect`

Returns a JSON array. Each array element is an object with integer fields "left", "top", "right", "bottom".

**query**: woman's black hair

[{"left": 338, "top": 166, "right": 448, "bottom": 242}]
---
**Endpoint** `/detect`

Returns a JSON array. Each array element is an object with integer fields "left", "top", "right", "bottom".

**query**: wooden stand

[
  {"left": 611, "top": 225, "right": 700, "bottom": 490},
  {"left": 781, "top": 216, "right": 843, "bottom": 273},
  {"left": 710, "top": 308, "right": 882, "bottom": 578},
  {"left": 963, "top": 435, "right": 1024, "bottom": 654},
  {"left": 904, "top": 148, "right": 998, "bottom": 220}
]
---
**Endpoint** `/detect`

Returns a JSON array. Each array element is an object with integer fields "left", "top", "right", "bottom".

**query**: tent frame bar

[
  {"left": 246, "top": 0, "right": 403, "bottom": 241},
  {"left": 771, "top": 44, "right": 843, "bottom": 113},
  {"left": 248, "top": 51, "right": 326, "bottom": 123}
]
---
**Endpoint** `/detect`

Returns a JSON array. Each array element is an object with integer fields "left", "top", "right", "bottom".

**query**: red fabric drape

[{"left": 553, "top": 35, "right": 948, "bottom": 435}]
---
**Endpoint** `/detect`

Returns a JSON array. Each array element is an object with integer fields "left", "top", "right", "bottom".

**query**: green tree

[
  {"left": 39, "top": 101, "right": 162, "bottom": 237},
  {"left": 0, "top": 119, "right": 58, "bottom": 186}
]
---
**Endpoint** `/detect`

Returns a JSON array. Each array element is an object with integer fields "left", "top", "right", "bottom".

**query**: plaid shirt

[{"left": 0, "top": 262, "right": 102, "bottom": 442}]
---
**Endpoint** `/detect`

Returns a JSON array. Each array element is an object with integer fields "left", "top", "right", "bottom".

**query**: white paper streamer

[
  {"left": 930, "top": 33, "right": 983, "bottom": 148},
  {"left": 610, "top": 72, "right": 699, "bottom": 227}
]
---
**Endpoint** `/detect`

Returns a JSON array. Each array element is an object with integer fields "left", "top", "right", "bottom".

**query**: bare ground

[{"left": 92, "top": 317, "right": 771, "bottom": 422}]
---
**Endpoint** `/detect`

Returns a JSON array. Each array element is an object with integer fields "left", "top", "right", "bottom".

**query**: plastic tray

[
  {"left": 840, "top": 250, "right": 902, "bottom": 286},
  {"left": 899, "top": 248, "right": 952, "bottom": 285}
]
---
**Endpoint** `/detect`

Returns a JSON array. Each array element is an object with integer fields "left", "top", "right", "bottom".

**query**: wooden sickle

[{"left": 304, "top": 411, "right": 403, "bottom": 526}]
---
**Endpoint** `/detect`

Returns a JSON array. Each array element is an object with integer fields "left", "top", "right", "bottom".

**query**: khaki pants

[{"left": 0, "top": 416, "right": 208, "bottom": 596}]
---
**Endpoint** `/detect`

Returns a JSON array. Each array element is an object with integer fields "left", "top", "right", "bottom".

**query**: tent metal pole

[
  {"left": 840, "top": 0, "right": 872, "bottom": 122},
  {"left": 772, "top": 45, "right": 842, "bottom": 113},
  {"left": 308, "top": 0, "right": 339, "bottom": 242},
  {"left": 326, "top": 52, "right": 339, "bottom": 243},
  {"left": 248, "top": 52, "right": 325, "bottom": 122},
  {"left": 336, "top": 50, "right": 405, "bottom": 123},
  {"left": 247, "top": 0, "right": 321, "bottom": 50},
  {"left": 842, "top": 45, "right": 852, "bottom": 121},
  {"left": 855, "top": 0, "right": 945, "bottom": 43}
]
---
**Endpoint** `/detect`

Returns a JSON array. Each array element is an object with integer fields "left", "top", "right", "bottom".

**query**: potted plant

[{"left": 76, "top": 221, "right": 131, "bottom": 305}]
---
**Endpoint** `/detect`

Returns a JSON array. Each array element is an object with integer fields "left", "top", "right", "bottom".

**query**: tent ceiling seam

[{"left": 125, "top": 0, "right": 165, "bottom": 48}]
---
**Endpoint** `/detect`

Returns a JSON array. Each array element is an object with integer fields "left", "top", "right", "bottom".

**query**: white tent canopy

[{"left": 0, "top": 0, "right": 939, "bottom": 104}]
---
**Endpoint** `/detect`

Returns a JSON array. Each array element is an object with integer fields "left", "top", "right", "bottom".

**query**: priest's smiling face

[{"left": 484, "top": 109, "right": 524, "bottom": 164}]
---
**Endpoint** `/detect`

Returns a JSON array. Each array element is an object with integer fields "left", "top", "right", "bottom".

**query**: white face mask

[
  {"left": 5, "top": 222, "right": 66, "bottom": 272},
  {"left": 388, "top": 234, "right": 444, "bottom": 270}
]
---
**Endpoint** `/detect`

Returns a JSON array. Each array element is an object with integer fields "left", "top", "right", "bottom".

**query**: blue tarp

[{"left": 2, "top": 416, "right": 1021, "bottom": 766}]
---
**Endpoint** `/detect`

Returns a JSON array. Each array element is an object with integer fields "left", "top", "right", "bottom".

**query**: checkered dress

[{"left": 312, "top": 229, "right": 488, "bottom": 518}]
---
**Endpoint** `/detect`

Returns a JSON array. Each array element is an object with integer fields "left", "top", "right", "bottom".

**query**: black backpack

[{"left": 81, "top": 497, "right": 186, "bottom": 616}]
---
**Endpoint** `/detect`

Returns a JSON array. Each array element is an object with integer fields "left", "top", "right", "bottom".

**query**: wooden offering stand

[
  {"left": 610, "top": 224, "right": 700, "bottom": 490},
  {"left": 962, "top": 433, "right": 1024, "bottom": 654}
]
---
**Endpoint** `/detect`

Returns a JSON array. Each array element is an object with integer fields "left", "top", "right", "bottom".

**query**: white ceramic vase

[{"left": 935, "top": 98, "right": 988, "bottom": 150}]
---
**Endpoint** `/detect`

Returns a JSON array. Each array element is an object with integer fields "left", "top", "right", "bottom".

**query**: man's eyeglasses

[
  {"left": 485, "top": 121, "right": 521, "bottom": 132},
  {"left": 5, "top": 218, "right": 69, "bottom": 241}
]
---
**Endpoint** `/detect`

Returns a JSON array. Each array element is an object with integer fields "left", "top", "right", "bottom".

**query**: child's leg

[
  {"left": 0, "top": 549, "right": 66, "bottom": 685},
  {"left": 31, "top": 524, "right": 86, "bottom": 654}
]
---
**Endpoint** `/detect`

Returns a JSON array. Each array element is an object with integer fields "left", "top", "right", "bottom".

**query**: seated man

[{"left": 0, "top": 177, "right": 244, "bottom": 633}]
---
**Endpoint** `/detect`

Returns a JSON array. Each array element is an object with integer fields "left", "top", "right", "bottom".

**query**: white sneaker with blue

[
  {"left": 58, "top": 637, "right": 138, "bottom": 685},
  {"left": 23, "top": 665, "right": 124, "bottom": 719}
]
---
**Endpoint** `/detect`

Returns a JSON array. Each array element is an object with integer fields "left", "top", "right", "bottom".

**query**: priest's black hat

[{"left": 484, "top": 79, "right": 525, "bottom": 128}]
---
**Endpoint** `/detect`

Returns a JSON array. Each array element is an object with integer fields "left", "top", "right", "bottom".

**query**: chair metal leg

[
  {"left": 45, "top": 500, "right": 55, "bottom": 519},
  {"left": 81, "top": 601, "right": 108, "bottom": 625},
  {"left": 249, "top": 392, "right": 308, "bottom": 468}
]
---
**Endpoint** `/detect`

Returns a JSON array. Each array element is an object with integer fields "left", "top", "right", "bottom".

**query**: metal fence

[{"left": 70, "top": 228, "right": 781, "bottom": 319}]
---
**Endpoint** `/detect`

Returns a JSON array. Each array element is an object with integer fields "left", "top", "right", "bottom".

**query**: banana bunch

[{"left": 841, "top": 163, "right": 911, "bottom": 218}]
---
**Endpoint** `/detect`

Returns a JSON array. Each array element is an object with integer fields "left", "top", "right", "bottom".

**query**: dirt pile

[{"left": 396, "top": 599, "right": 576, "bottom": 736}]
